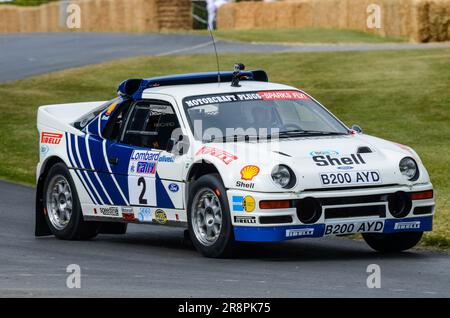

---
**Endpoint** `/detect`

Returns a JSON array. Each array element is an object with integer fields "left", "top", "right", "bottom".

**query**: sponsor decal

[
  {"left": 286, "top": 228, "right": 315, "bottom": 238},
  {"left": 394, "top": 221, "right": 421, "bottom": 230},
  {"left": 122, "top": 212, "right": 135, "bottom": 221},
  {"left": 105, "top": 101, "right": 119, "bottom": 116},
  {"left": 234, "top": 216, "right": 257, "bottom": 224},
  {"left": 159, "top": 154, "right": 175, "bottom": 163},
  {"left": 258, "top": 90, "right": 310, "bottom": 101},
  {"left": 309, "top": 150, "right": 339, "bottom": 157},
  {"left": 393, "top": 142, "right": 415, "bottom": 155},
  {"left": 168, "top": 183, "right": 179, "bottom": 193},
  {"left": 240, "top": 165, "right": 260, "bottom": 181},
  {"left": 184, "top": 94, "right": 240, "bottom": 107},
  {"left": 232, "top": 196, "right": 255, "bottom": 213},
  {"left": 99, "top": 207, "right": 119, "bottom": 217},
  {"left": 337, "top": 166, "right": 354, "bottom": 170},
  {"left": 320, "top": 170, "right": 381, "bottom": 187},
  {"left": 313, "top": 153, "right": 366, "bottom": 167},
  {"left": 101, "top": 100, "right": 119, "bottom": 120},
  {"left": 121, "top": 206, "right": 134, "bottom": 220},
  {"left": 121, "top": 206, "right": 133, "bottom": 213},
  {"left": 183, "top": 90, "right": 309, "bottom": 107},
  {"left": 236, "top": 180, "right": 254, "bottom": 189},
  {"left": 40, "top": 144, "right": 49, "bottom": 155},
  {"left": 138, "top": 207, "right": 152, "bottom": 222},
  {"left": 196, "top": 146, "right": 238, "bottom": 165},
  {"left": 154, "top": 209, "right": 168, "bottom": 224},
  {"left": 129, "top": 150, "right": 160, "bottom": 175},
  {"left": 41, "top": 132, "right": 63, "bottom": 145}
]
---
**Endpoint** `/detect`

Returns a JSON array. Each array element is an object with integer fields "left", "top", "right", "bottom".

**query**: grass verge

[
  {"left": 0, "top": 0, "right": 58, "bottom": 6},
  {"left": 190, "top": 28, "right": 408, "bottom": 44},
  {"left": 0, "top": 49, "right": 448, "bottom": 248}
]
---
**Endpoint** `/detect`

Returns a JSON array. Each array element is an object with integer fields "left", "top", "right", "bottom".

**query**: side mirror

[{"left": 351, "top": 124, "right": 363, "bottom": 134}]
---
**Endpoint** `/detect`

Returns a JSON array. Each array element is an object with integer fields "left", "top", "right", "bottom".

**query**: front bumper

[{"left": 228, "top": 183, "right": 435, "bottom": 242}]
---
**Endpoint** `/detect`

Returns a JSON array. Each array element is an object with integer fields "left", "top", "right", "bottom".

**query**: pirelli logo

[
  {"left": 41, "top": 132, "right": 63, "bottom": 145},
  {"left": 394, "top": 221, "right": 421, "bottom": 230}
]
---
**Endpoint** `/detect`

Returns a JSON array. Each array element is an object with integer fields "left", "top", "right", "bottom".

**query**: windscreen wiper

[{"left": 275, "top": 130, "right": 348, "bottom": 138}]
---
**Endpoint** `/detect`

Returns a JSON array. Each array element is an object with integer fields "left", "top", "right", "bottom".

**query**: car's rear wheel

[
  {"left": 362, "top": 232, "right": 423, "bottom": 253},
  {"left": 187, "top": 174, "right": 234, "bottom": 258},
  {"left": 43, "top": 163, "right": 99, "bottom": 240}
]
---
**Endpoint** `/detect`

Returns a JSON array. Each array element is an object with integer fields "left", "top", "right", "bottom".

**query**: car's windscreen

[{"left": 183, "top": 90, "right": 349, "bottom": 142}]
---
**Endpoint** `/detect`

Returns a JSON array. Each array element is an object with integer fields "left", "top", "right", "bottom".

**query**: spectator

[{"left": 207, "top": 0, "right": 229, "bottom": 29}]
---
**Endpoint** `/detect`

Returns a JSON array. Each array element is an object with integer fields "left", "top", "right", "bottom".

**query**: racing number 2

[
  {"left": 138, "top": 177, "right": 147, "bottom": 205},
  {"left": 128, "top": 176, "right": 157, "bottom": 206}
]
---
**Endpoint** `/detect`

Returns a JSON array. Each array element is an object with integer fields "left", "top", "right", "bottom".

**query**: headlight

[
  {"left": 399, "top": 157, "right": 418, "bottom": 180},
  {"left": 271, "top": 165, "right": 296, "bottom": 189}
]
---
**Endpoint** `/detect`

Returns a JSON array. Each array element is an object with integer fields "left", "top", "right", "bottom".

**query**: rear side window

[
  {"left": 102, "top": 100, "right": 133, "bottom": 141},
  {"left": 73, "top": 100, "right": 116, "bottom": 130}
]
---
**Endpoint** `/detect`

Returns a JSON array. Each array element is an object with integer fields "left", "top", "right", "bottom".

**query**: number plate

[
  {"left": 320, "top": 170, "right": 382, "bottom": 187},
  {"left": 324, "top": 220, "right": 385, "bottom": 236}
]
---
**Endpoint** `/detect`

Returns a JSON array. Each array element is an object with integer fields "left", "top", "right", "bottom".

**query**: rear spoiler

[{"left": 117, "top": 70, "right": 269, "bottom": 99}]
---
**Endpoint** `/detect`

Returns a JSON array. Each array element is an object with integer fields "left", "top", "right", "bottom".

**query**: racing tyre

[
  {"left": 43, "top": 163, "right": 99, "bottom": 240},
  {"left": 363, "top": 232, "right": 423, "bottom": 253},
  {"left": 187, "top": 174, "right": 235, "bottom": 258}
]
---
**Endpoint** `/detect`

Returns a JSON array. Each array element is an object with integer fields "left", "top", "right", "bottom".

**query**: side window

[
  {"left": 122, "top": 100, "right": 180, "bottom": 150},
  {"left": 102, "top": 100, "right": 132, "bottom": 141}
]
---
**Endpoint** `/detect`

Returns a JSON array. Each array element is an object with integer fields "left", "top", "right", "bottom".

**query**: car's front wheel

[
  {"left": 43, "top": 163, "right": 99, "bottom": 240},
  {"left": 363, "top": 232, "right": 423, "bottom": 253},
  {"left": 187, "top": 174, "right": 234, "bottom": 258}
]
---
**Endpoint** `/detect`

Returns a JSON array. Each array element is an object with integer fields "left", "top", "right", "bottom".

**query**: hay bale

[
  {"left": 217, "top": 3, "right": 236, "bottom": 29},
  {"left": 0, "top": 6, "right": 20, "bottom": 33}
]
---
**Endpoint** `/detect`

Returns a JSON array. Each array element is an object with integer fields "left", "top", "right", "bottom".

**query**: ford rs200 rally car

[{"left": 35, "top": 65, "right": 435, "bottom": 257}]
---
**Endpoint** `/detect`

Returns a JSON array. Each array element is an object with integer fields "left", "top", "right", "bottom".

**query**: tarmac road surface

[
  {"left": 0, "top": 180, "right": 449, "bottom": 297},
  {"left": 1, "top": 33, "right": 450, "bottom": 82}
]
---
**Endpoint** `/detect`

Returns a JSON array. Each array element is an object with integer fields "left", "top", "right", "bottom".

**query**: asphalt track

[
  {"left": 1, "top": 33, "right": 450, "bottom": 82},
  {"left": 0, "top": 33, "right": 449, "bottom": 297},
  {"left": 0, "top": 180, "right": 449, "bottom": 297}
]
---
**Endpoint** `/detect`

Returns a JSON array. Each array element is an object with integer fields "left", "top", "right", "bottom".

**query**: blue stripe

[
  {"left": 70, "top": 134, "right": 101, "bottom": 205},
  {"left": 88, "top": 116, "right": 99, "bottom": 135},
  {"left": 155, "top": 173, "right": 175, "bottom": 209},
  {"left": 88, "top": 136, "right": 126, "bottom": 206},
  {"left": 65, "top": 133, "right": 96, "bottom": 204},
  {"left": 233, "top": 205, "right": 244, "bottom": 212},
  {"left": 77, "top": 135, "right": 111, "bottom": 205}
]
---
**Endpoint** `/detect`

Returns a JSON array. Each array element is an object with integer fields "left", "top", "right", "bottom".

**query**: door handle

[{"left": 108, "top": 156, "right": 119, "bottom": 165}]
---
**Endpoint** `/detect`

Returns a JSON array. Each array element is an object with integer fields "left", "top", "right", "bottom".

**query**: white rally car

[{"left": 36, "top": 65, "right": 435, "bottom": 257}]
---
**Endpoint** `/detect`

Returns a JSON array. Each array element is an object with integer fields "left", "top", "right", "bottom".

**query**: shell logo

[{"left": 240, "top": 165, "right": 260, "bottom": 181}]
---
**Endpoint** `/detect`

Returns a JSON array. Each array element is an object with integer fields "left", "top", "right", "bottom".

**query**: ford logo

[{"left": 168, "top": 183, "right": 179, "bottom": 192}]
